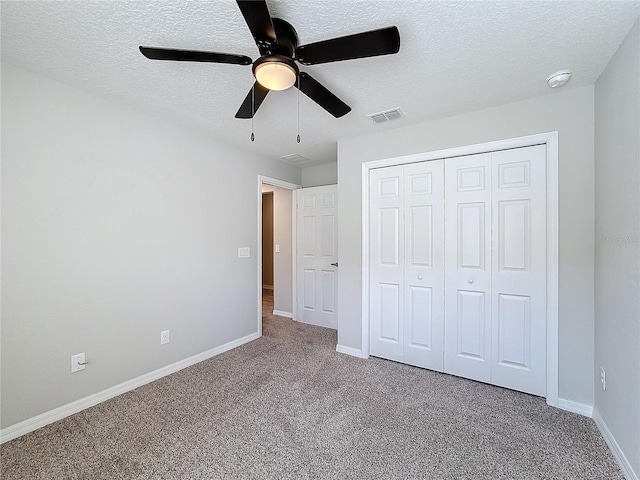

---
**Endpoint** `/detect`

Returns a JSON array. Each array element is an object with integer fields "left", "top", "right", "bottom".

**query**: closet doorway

[{"left": 362, "top": 133, "right": 559, "bottom": 404}]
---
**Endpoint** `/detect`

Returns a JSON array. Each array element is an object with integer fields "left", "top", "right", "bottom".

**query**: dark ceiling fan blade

[
  {"left": 235, "top": 82, "right": 270, "bottom": 118},
  {"left": 236, "top": 0, "right": 277, "bottom": 55},
  {"left": 139, "top": 46, "right": 252, "bottom": 65},
  {"left": 296, "top": 26, "right": 400, "bottom": 65},
  {"left": 295, "top": 72, "right": 351, "bottom": 118}
]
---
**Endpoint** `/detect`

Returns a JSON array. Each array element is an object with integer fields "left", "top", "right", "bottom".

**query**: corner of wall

[
  {"left": 301, "top": 162, "right": 338, "bottom": 187},
  {"left": 593, "top": 408, "right": 639, "bottom": 480}
]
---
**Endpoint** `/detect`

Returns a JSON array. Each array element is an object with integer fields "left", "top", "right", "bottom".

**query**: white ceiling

[{"left": 2, "top": 1, "right": 639, "bottom": 166}]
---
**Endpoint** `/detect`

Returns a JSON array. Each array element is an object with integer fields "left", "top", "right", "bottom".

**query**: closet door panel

[
  {"left": 403, "top": 161, "right": 444, "bottom": 370},
  {"left": 407, "top": 285, "right": 433, "bottom": 347},
  {"left": 455, "top": 289, "right": 487, "bottom": 360},
  {"left": 491, "top": 146, "right": 547, "bottom": 396},
  {"left": 444, "top": 153, "right": 492, "bottom": 383},
  {"left": 370, "top": 166, "right": 404, "bottom": 362}
]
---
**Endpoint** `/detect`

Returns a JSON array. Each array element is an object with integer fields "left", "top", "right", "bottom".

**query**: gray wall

[
  {"left": 594, "top": 18, "right": 640, "bottom": 476},
  {"left": 261, "top": 184, "right": 294, "bottom": 315},
  {"left": 301, "top": 162, "right": 337, "bottom": 187},
  {"left": 1, "top": 63, "right": 301, "bottom": 428},
  {"left": 337, "top": 85, "right": 595, "bottom": 406},
  {"left": 261, "top": 192, "right": 274, "bottom": 288}
]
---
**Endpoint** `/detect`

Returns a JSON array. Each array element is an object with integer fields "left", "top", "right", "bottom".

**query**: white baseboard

[
  {"left": 0, "top": 331, "right": 260, "bottom": 445},
  {"left": 593, "top": 408, "right": 638, "bottom": 480},
  {"left": 336, "top": 344, "right": 368, "bottom": 359},
  {"left": 557, "top": 398, "right": 593, "bottom": 417},
  {"left": 272, "top": 310, "right": 293, "bottom": 318}
]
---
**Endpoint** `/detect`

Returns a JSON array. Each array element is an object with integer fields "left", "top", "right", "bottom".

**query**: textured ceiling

[{"left": 2, "top": 1, "right": 639, "bottom": 166}]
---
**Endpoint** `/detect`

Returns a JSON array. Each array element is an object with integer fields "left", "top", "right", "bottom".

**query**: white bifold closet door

[
  {"left": 444, "top": 146, "right": 547, "bottom": 396},
  {"left": 369, "top": 161, "right": 445, "bottom": 370},
  {"left": 369, "top": 145, "right": 547, "bottom": 397}
]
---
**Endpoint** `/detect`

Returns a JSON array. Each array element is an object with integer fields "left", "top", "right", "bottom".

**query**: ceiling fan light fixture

[{"left": 253, "top": 55, "right": 298, "bottom": 91}]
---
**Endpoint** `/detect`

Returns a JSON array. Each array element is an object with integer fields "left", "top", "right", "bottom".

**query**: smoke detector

[{"left": 546, "top": 70, "right": 572, "bottom": 88}]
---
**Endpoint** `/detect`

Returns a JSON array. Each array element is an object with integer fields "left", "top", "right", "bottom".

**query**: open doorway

[
  {"left": 262, "top": 191, "right": 274, "bottom": 292},
  {"left": 257, "top": 176, "right": 300, "bottom": 337},
  {"left": 261, "top": 190, "right": 275, "bottom": 327}
]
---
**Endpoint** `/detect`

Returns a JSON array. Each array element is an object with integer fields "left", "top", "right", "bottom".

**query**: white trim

[
  {"left": 361, "top": 163, "right": 371, "bottom": 357},
  {"left": 593, "top": 409, "right": 638, "bottom": 480},
  {"left": 259, "top": 176, "right": 301, "bottom": 191},
  {"left": 257, "top": 176, "right": 301, "bottom": 335},
  {"left": 544, "top": 133, "right": 560, "bottom": 407},
  {"left": 361, "top": 132, "right": 559, "bottom": 406},
  {"left": 0, "top": 332, "right": 260, "bottom": 444},
  {"left": 291, "top": 186, "right": 298, "bottom": 321},
  {"left": 557, "top": 398, "right": 593, "bottom": 417},
  {"left": 273, "top": 310, "right": 293, "bottom": 318},
  {"left": 336, "top": 344, "right": 369, "bottom": 359}
]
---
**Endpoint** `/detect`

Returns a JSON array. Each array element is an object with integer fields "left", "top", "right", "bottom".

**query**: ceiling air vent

[
  {"left": 367, "top": 107, "right": 405, "bottom": 124},
  {"left": 280, "top": 153, "right": 311, "bottom": 165}
]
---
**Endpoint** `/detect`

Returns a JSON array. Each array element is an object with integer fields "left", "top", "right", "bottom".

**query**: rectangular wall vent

[
  {"left": 367, "top": 107, "right": 406, "bottom": 124},
  {"left": 280, "top": 153, "right": 311, "bottom": 165}
]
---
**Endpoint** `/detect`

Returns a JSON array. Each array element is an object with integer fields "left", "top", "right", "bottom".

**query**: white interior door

[
  {"left": 369, "top": 162, "right": 445, "bottom": 369},
  {"left": 444, "top": 153, "right": 493, "bottom": 383},
  {"left": 295, "top": 185, "right": 338, "bottom": 328},
  {"left": 490, "top": 145, "right": 546, "bottom": 396}
]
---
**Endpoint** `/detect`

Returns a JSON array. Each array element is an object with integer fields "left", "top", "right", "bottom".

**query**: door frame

[
  {"left": 257, "top": 176, "right": 301, "bottom": 337},
  {"left": 361, "top": 131, "right": 559, "bottom": 407}
]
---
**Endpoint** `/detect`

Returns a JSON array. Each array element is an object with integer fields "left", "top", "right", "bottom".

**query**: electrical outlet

[
  {"left": 161, "top": 330, "right": 170, "bottom": 345},
  {"left": 600, "top": 366, "right": 606, "bottom": 391},
  {"left": 71, "top": 353, "right": 87, "bottom": 373},
  {"left": 275, "top": 244, "right": 280, "bottom": 253}
]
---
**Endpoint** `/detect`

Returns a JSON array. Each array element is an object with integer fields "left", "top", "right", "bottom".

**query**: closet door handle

[
  {"left": 331, "top": 262, "right": 338, "bottom": 267},
  {"left": 418, "top": 275, "right": 423, "bottom": 280},
  {"left": 468, "top": 278, "right": 474, "bottom": 284}
]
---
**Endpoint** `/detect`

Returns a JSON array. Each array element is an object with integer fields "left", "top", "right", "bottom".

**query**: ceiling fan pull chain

[
  {"left": 296, "top": 75, "right": 301, "bottom": 143},
  {"left": 251, "top": 83, "right": 255, "bottom": 142}
]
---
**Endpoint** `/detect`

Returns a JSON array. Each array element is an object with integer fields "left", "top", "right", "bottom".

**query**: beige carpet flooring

[{"left": 0, "top": 290, "right": 623, "bottom": 479}]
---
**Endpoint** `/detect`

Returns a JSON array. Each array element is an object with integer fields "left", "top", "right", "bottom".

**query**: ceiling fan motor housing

[
  {"left": 252, "top": 19, "right": 300, "bottom": 91},
  {"left": 271, "top": 18, "right": 298, "bottom": 57}
]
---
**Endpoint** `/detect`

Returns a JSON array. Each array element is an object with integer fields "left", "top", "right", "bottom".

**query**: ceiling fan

[{"left": 139, "top": 0, "right": 400, "bottom": 119}]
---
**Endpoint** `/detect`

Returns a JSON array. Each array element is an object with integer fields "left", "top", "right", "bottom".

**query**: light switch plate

[
  {"left": 238, "top": 247, "right": 251, "bottom": 258},
  {"left": 71, "top": 353, "right": 86, "bottom": 373}
]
